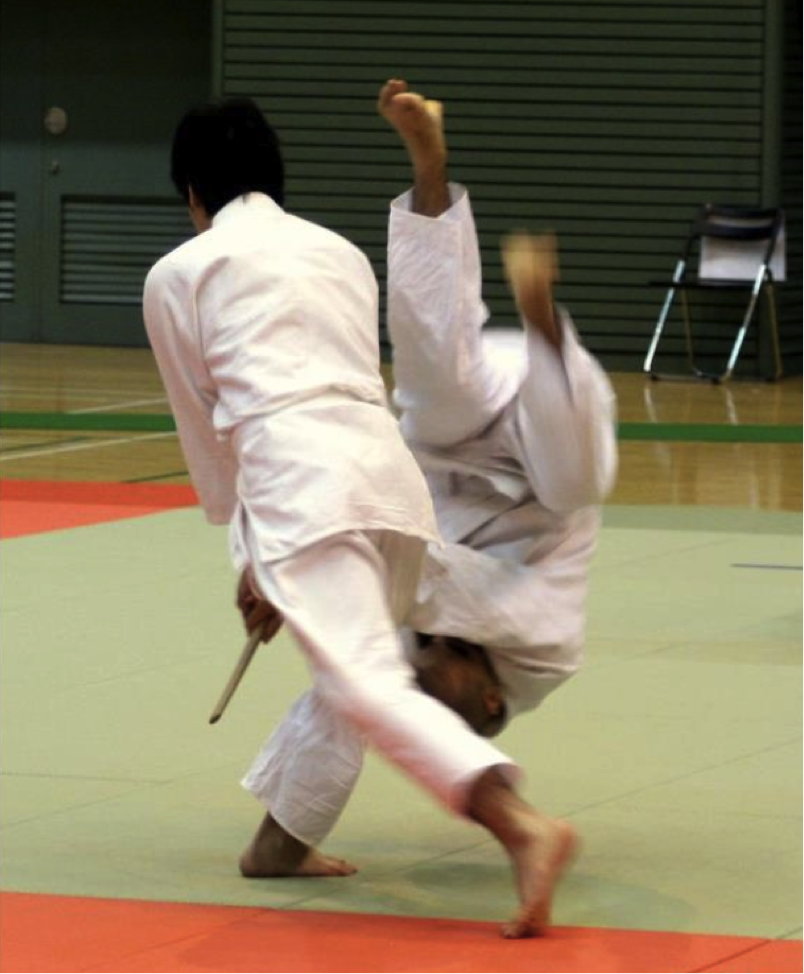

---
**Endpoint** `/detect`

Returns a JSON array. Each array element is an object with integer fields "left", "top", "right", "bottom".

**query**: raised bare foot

[
  {"left": 377, "top": 78, "right": 446, "bottom": 171},
  {"left": 501, "top": 231, "right": 563, "bottom": 350},
  {"left": 239, "top": 813, "right": 357, "bottom": 879},
  {"left": 501, "top": 816, "right": 578, "bottom": 938}
]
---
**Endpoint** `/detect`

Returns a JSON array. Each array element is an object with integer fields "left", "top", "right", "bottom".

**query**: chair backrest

[{"left": 694, "top": 204, "right": 786, "bottom": 282}]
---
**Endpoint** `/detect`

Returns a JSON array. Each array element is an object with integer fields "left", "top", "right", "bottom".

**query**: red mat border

[
  {"left": 0, "top": 891, "right": 801, "bottom": 974},
  {"left": 0, "top": 479, "right": 199, "bottom": 539},
  {"left": 0, "top": 479, "right": 198, "bottom": 507}
]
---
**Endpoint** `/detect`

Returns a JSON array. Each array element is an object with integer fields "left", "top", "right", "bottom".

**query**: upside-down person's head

[
  {"left": 412, "top": 633, "right": 507, "bottom": 738},
  {"left": 170, "top": 97, "right": 284, "bottom": 225}
]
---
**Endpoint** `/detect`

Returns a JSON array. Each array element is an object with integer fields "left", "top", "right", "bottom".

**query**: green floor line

[
  {"left": 0, "top": 411, "right": 801, "bottom": 443},
  {"left": 1, "top": 412, "right": 176, "bottom": 433},
  {"left": 617, "top": 422, "right": 801, "bottom": 443}
]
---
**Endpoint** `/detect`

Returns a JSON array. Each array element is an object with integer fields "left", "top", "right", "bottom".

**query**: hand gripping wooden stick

[{"left": 208, "top": 616, "right": 282, "bottom": 725}]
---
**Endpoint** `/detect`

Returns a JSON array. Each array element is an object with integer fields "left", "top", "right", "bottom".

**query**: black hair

[{"left": 170, "top": 97, "right": 284, "bottom": 216}]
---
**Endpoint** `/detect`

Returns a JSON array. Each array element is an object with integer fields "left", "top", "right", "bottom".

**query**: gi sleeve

[
  {"left": 143, "top": 257, "right": 238, "bottom": 524},
  {"left": 387, "top": 184, "right": 522, "bottom": 446}
]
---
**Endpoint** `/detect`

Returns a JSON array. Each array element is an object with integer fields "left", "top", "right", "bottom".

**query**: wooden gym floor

[{"left": 0, "top": 342, "right": 801, "bottom": 973}]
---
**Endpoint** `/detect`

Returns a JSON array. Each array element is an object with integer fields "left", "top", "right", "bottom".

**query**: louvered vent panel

[
  {"left": 60, "top": 198, "right": 192, "bottom": 305},
  {"left": 0, "top": 193, "right": 16, "bottom": 302},
  {"left": 219, "top": 0, "right": 784, "bottom": 374}
]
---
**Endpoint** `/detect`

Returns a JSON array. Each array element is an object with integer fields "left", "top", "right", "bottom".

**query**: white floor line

[
  {"left": 1, "top": 385, "right": 164, "bottom": 401},
  {"left": 69, "top": 396, "right": 169, "bottom": 414},
  {"left": 0, "top": 431, "right": 177, "bottom": 463}
]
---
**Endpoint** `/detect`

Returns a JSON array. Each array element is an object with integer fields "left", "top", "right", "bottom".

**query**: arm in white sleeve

[
  {"left": 143, "top": 258, "right": 238, "bottom": 524},
  {"left": 509, "top": 311, "right": 618, "bottom": 512},
  {"left": 387, "top": 184, "right": 520, "bottom": 447}
]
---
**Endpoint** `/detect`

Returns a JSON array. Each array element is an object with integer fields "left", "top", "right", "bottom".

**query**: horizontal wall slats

[
  {"left": 219, "top": 0, "right": 797, "bottom": 376},
  {"left": 0, "top": 193, "right": 15, "bottom": 302},
  {"left": 229, "top": 53, "right": 764, "bottom": 76},
  {"left": 227, "top": 36, "right": 761, "bottom": 57},
  {"left": 60, "top": 199, "right": 192, "bottom": 306},
  {"left": 224, "top": 82, "right": 763, "bottom": 110}
]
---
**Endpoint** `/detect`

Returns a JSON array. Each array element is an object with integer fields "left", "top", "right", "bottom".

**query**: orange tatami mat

[
  {"left": 2, "top": 892, "right": 802, "bottom": 974},
  {"left": 0, "top": 480, "right": 198, "bottom": 538}
]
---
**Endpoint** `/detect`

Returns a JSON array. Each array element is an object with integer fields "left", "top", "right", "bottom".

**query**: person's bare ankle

[
  {"left": 239, "top": 812, "right": 357, "bottom": 879},
  {"left": 466, "top": 768, "right": 525, "bottom": 835},
  {"left": 467, "top": 769, "right": 577, "bottom": 938}
]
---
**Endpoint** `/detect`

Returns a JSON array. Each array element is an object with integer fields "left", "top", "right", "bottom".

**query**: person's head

[
  {"left": 170, "top": 97, "right": 284, "bottom": 231},
  {"left": 411, "top": 633, "right": 507, "bottom": 738}
]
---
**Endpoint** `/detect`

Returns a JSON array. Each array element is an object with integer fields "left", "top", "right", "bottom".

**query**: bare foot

[
  {"left": 239, "top": 812, "right": 357, "bottom": 879},
  {"left": 378, "top": 78, "right": 449, "bottom": 217},
  {"left": 501, "top": 817, "right": 578, "bottom": 938},
  {"left": 467, "top": 769, "right": 578, "bottom": 938},
  {"left": 501, "top": 232, "right": 563, "bottom": 350},
  {"left": 378, "top": 79, "right": 446, "bottom": 168}
]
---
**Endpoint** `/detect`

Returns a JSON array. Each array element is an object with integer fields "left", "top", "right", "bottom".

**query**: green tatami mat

[{"left": 1, "top": 506, "right": 801, "bottom": 938}]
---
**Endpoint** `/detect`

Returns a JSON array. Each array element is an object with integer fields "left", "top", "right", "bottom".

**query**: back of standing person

[{"left": 144, "top": 95, "right": 576, "bottom": 939}]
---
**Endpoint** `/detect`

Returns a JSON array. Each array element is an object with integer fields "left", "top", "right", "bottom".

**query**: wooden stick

[{"left": 208, "top": 618, "right": 280, "bottom": 724}]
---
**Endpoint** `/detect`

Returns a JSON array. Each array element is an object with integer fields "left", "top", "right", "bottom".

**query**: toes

[
  {"left": 378, "top": 78, "right": 409, "bottom": 113},
  {"left": 305, "top": 853, "right": 358, "bottom": 878},
  {"left": 332, "top": 858, "right": 359, "bottom": 877},
  {"left": 391, "top": 92, "right": 426, "bottom": 114},
  {"left": 501, "top": 918, "right": 536, "bottom": 939},
  {"left": 424, "top": 99, "right": 443, "bottom": 122},
  {"left": 501, "top": 905, "right": 548, "bottom": 939}
]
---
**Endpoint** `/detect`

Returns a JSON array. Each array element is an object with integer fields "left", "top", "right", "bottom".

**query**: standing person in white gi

[{"left": 143, "top": 96, "right": 575, "bottom": 939}]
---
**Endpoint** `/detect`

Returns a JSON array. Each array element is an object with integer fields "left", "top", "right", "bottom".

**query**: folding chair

[{"left": 643, "top": 204, "right": 785, "bottom": 383}]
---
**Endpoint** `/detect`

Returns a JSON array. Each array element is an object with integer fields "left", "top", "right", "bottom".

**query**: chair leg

[
  {"left": 719, "top": 283, "right": 763, "bottom": 382},
  {"left": 643, "top": 260, "right": 684, "bottom": 375},
  {"left": 680, "top": 290, "right": 701, "bottom": 375},
  {"left": 765, "top": 285, "right": 783, "bottom": 381},
  {"left": 680, "top": 291, "right": 719, "bottom": 382}
]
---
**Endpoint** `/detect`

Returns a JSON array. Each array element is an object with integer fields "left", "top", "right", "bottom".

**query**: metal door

[{"left": 0, "top": 0, "right": 210, "bottom": 345}]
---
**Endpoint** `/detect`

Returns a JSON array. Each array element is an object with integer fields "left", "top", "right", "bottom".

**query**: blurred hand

[{"left": 236, "top": 570, "right": 283, "bottom": 644}]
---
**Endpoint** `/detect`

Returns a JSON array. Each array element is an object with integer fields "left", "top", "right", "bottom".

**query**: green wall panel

[
  {"left": 216, "top": 0, "right": 800, "bottom": 377},
  {"left": 0, "top": 0, "right": 210, "bottom": 345}
]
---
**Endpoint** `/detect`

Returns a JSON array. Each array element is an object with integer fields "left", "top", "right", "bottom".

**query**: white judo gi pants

[{"left": 241, "top": 528, "right": 516, "bottom": 847}]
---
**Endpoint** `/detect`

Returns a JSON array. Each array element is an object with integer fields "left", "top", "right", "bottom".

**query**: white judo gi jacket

[{"left": 142, "top": 191, "right": 438, "bottom": 556}]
